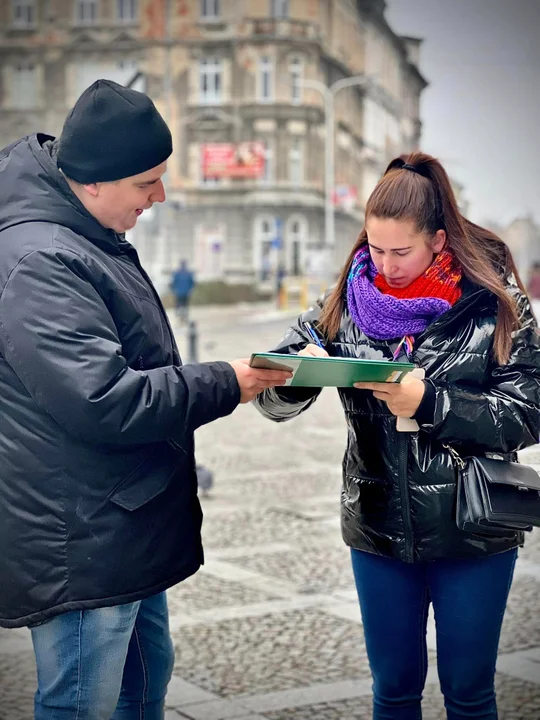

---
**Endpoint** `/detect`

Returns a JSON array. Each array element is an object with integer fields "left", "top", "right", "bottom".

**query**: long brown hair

[{"left": 318, "top": 152, "right": 527, "bottom": 365}]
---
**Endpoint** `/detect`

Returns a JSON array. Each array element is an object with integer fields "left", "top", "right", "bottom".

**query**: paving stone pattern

[{"left": 1, "top": 306, "right": 539, "bottom": 719}]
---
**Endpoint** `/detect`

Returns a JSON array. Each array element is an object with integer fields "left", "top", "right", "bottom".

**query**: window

[
  {"left": 72, "top": 60, "right": 139, "bottom": 103},
  {"left": 259, "top": 56, "right": 274, "bottom": 103},
  {"left": 255, "top": 216, "right": 278, "bottom": 281},
  {"left": 10, "top": 62, "right": 38, "bottom": 109},
  {"left": 270, "top": 0, "right": 288, "bottom": 18},
  {"left": 74, "top": 0, "right": 98, "bottom": 25},
  {"left": 200, "top": 0, "right": 219, "bottom": 19},
  {"left": 289, "top": 56, "right": 303, "bottom": 104},
  {"left": 258, "top": 140, "right": 274, "bottom": 185},
  {"left": 287, "top": 216, "right": 307, "bottom": 276},
  {"left": 12, "top": 0, "right": 36, "bottom": 27},
  {"left": 288, "top": 138, "right": 303, "bottom": 186},
  {"left": 194, "top": 223, "right": 225, "bottom": 279},
  {"left": 117, "top": 0, "right": 137, "bottom": 23},
  {"left": 199, "top": 57, "right": 222, "bottom": 105}
]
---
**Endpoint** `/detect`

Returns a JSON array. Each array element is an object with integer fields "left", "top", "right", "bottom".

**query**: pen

[{"left": 303, "top": 321, "right": 325, "bottom": 350}]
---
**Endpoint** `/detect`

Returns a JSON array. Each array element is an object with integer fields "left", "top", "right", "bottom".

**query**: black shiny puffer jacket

[{"left": 254, "top": 279, "right": 540, "bottom": 562}]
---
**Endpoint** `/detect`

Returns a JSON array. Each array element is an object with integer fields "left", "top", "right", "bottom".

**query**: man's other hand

[{"left": 229, "top": 359, "right": 293, "bottom": 403}]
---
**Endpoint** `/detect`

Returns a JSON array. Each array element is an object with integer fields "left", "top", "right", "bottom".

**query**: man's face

[{"left": 87, "top": 162, "right": 167, "bottom": 233}]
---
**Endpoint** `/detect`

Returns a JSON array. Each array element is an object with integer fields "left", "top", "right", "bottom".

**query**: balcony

[{"left": 244, "top": 17, "right": 322, "bottom": 43}]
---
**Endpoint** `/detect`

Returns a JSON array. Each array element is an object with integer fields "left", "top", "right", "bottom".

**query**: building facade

[
  {"left": 501, "top": 216, "right": 540, "bottom": 286},
  {"left": 0, "top": 0, "right": 427, "bottom": 293}
]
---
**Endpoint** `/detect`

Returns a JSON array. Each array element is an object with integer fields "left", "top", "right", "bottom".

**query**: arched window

[
  {"left": 254, "top": 215, "right": 278, "bottom": 281},
  {"left": 286, "top": 215, "right": 307, "bottom": 277},
  {"left": 288, "top": 55, "right": 303, "bottom": 104}
]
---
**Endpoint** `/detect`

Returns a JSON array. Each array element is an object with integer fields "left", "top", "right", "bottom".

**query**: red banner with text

[{"left": 202, "top": 142, "right": 266, "bottom": 179}]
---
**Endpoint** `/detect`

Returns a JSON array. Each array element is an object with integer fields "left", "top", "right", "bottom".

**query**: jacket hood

[{"left": 0, "top": 134, "right": 122, "bottom": 253}]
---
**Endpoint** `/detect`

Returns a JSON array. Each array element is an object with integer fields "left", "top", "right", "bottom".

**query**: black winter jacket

[
  {"left": 255, "top": 280, "right": 540, "bottom": 562},
  {"left": 0, "top": 134, "right": 240, "bottom": 628}
]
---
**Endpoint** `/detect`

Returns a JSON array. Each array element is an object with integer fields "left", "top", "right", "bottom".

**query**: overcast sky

[{"left": 385, "top": 0, "right": 540, "bottom": 226}]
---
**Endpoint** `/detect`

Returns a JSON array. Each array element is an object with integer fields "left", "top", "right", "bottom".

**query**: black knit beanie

[{"left": 57, "top": 79, "right": 172, "bottom": 183}]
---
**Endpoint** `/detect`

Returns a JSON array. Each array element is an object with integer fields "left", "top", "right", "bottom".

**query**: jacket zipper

[
  {"left": 398, "top": 432, "right": 414, "bottom": 562},
  {"left": 415, "top": 288, "right": 489, "bottom": 347}
]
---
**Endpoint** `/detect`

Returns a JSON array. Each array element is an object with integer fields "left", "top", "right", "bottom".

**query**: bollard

[
  {"left": 188, "top": 320, "right": 198, "bottom": 363},
  {"left": 300, "top": 277, "right": 309, "bottom": 311}
]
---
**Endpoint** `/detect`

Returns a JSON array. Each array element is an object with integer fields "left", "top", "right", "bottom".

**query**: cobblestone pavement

[{"left": 1, "top": 303, "right": 540, "bottom": 719}]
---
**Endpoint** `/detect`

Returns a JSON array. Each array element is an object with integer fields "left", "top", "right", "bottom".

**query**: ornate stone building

[{"left": 0, "top": 0, "right": 426, "bottom": 292}]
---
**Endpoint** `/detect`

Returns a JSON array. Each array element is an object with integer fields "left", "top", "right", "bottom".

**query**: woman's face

[{"left": 366, "top": 217, "right": 447, "bottom": 289}]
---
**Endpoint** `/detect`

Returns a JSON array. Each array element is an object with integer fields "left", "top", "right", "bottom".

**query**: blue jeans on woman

[
  {"left": 351, "top": 548, "right": 517, "bottom": 720},
  {"left": 30, "top": 592, "right": 174, "bottom": 720}
]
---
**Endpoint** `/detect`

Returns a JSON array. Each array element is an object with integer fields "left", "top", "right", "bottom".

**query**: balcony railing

[{"left": 245, "top": 17, "right": 322, "bottom": 42}]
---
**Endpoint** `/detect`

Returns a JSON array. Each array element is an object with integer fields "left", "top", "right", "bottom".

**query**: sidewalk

[
  {"left": 169, "top": 301, "right": 303, "bottom": 327},
  {"left": 1, "top": 319, "right": 539, "bottom": 719}
]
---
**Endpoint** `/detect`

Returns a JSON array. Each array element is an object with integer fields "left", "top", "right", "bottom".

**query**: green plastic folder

[{"left": 249, "top": 353, "right": 416, "bottom": 388}]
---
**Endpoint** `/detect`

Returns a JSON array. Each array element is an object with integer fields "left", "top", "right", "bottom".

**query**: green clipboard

[{"left": 249, "top": 352, "right": 416, "bottom": 388}]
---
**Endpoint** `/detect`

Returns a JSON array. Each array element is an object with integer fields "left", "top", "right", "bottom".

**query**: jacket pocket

[{"left": 108, "top": 448, "right": 177, "bottom": 511}]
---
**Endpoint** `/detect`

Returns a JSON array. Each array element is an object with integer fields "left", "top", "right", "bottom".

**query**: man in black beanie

[
  {"left": 57, "top": 78, "right": 173, "bottom": 233},
  {"left": 0, "top": 80, "right": 291, "bottom": 718}
]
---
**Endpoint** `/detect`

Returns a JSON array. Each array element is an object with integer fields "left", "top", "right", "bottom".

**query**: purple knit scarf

[{"left": 346, "top": 245, "right": 453, "bottom": 340}]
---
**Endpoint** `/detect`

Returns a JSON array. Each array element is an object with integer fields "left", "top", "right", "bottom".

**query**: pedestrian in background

[
  {"left": 0, "top": 79, "right": 291, "bottom": 720},
  {"left": 255, "top": 152, "right": 540, "bottom": 720},
  {"left": 171, "top": 259, "right": 195, "bottom": 323}
]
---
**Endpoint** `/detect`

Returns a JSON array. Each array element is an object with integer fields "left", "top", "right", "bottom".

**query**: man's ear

[
  {"left": 82, "top": 183, "right": 100, "bottom": 198},
  {"left": 432, "top": 229, "right": 446, "bottom": 253}
]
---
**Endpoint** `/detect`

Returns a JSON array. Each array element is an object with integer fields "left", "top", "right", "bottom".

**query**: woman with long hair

[{"left": 254, "top": 152, "right": 540, "bottom": 719}]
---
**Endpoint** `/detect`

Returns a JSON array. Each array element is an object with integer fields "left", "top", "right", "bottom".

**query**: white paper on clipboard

[{"left": 396, "top": 367, "right": 426, "bottom": 432}]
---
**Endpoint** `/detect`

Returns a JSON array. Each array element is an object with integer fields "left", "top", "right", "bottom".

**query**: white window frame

[
  {"left": 199, "top": 57, "right": 222, "bottom": 105},
  {"left": 258, "top": 56, "right": 274, "bottom": 103},
  {"left": 254, "top": 215, "right": 278, "bottom": 280},
  {"left": 10, "top": 62, "right": 38, "bottom": 109},
  {"left": 116, "top": 0, "right": 137, "bottom": 23},
  {"left": 270, "top": 0, "right": 289, "bottom": 19},
  {"left": 74, "top": 0, "right": 99, "bottom": 25},
  {"left": 200, "top": 0, "right": 220, "bottom": 20},
  {"left": 288, "top": 138, "right": 304, "bottom": 186},
  {"left": 286, "top": 215, "right": 307, "bottom": 277},
  {"left": 289, "top": 55, "right": 303, "bottom": 105},
  {"left": 258, "top": 139, "right": 275, "bottom": 185},
  {"left": 12, "top": 0, "right": 36, "bottom": 27},
  {"left": 71, "top": 59, "right": 139, "bottom": 105}
]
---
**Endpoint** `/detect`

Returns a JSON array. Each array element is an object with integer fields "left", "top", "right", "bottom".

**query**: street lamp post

[{"left": 297, "top": 76, "right": 368, "bottom": 251}]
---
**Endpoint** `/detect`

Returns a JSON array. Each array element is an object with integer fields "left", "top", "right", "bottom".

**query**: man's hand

[
  {"left": 229, "top": 359, "right": 293, "bottom": 403},
  {"left": 298, "top": 343, "right": 329, "bottom": 358},
  {"left": 354, "top": 376, "right": 425, "bottom": 418}
]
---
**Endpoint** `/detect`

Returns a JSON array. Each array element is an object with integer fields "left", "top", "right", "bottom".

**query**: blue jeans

[
  {"left": 351, "top": 548, "right": 517, "bottom": 720},
  {"left": 30, "top": 592, "right": 174, "bottom": 720}
]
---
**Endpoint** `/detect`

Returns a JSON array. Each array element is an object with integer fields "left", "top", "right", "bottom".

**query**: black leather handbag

[{"left": 446, "top": 446, "right": 540, "bottom": 535}]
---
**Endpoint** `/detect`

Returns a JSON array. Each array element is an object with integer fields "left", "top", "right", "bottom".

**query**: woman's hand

[
  {"left": 298, "top": 343, "right": 329, "bottom": 358},
  {"left": 354, "top": 376, "right": 425, "bottom": 418}
]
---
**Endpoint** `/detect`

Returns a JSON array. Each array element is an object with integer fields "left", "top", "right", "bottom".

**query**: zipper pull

[{"left": 444, "top": 443, "right": 465, "bottom": 468}]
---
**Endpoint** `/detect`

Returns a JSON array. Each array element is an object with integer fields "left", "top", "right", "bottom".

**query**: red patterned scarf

[
  {"left": 346, "top": 246, "right": 463, "bottom": 349},
  {"left": 374, "top": 249, "right": 462, "bottom": 304}
]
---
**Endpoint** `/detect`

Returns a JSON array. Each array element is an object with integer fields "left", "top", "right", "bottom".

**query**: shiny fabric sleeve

[
  {"left": 253, "top": 304, "right": 323, "bottom": 423},
  {"left": 0, "top": 249, "right": 240, "bottom": 446},
  {"left": 423, "top": 295, "right": 540, "bottom": 453}
]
